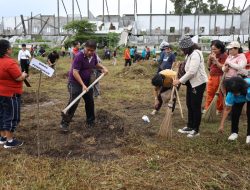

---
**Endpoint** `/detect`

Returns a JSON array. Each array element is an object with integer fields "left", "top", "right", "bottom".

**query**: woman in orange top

[
  {"left": 124, "top": 46, "right": 131, "bottom": 67},
  {"left": 0, "top": 39, "right": 28, "bottom": 148},
  {"left": 204, "top": 40, "right": 228, "bottom": 114}
]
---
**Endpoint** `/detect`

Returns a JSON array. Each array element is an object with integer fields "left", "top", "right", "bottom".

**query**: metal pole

[
  {"left": 102, "top": 0, "right": 104, "bottom": 23},
  {"left": 118, "top": 0, "right": 120, "bottom": 27},
  {"left": 57, "top": 0, "right": 60, "bottom": 35},
  {"left": 15, "top": 16, "right": 17, "bottom": 35},
  {"left": 40, "top": 14, "right": 43, "bottom": 35},
  {"left": 214, "top": 0, "right": 218, "bottom": 35},
  {"left": 150, "top": 0, "right": 152, "bottom": 35},
  {"left": 76, "top": 0, "right": 82, "bottom": 20},
  {"left": 72, "top": 0, "right": 74, "bottom": 21},
  {"left": 164, "top": 0, "right": 167, "bottom": 35},
  {"left": 2, "top": 17, "right": 4, "bottom": 35},
  {"left": 87, "top": 0, "right": 89, "bottom": 19},
  {"left": 231, "top": 0, "right": 235, "bottom": 40},
  {"left": 54, "top": 14, "right": 56, "bottom": 35},
  {"left": 31, "top": 12, "right": 33, "bottom": 35},
  {"left": 197, "top": 0, "right": 201, "bottom": 36}
]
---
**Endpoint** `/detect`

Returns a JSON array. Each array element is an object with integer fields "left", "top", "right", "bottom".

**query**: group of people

[{"left": 152, "top": 36, "right": 250, "bottom": 144}]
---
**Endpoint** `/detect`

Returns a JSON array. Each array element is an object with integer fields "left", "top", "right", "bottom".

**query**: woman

[
  {"left": 18, "top": 43, "right": 31, "bottom": 75},
  {"left": 204, "top": 40, "right": 228, "bottom": 114},
  {"left": 0, "top": 39, "right": 28, "bottom": 148},
  {"left": 173, "top": 36, "right": 208, "bottom": 138},
  {"left": 218, "top": 77, "right": 250, "bottom": 144},
  {"left": 222, "top": 41, "right": 247, "bottom": 79}
]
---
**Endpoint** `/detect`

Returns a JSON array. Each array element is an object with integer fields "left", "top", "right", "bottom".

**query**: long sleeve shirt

[{"left": 18, "top": 50, "right": 31, "bottom": 61}]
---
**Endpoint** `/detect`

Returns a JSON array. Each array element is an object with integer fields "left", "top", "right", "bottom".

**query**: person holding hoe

[{"left": 60, "top": 40, "right": 108, "bottom": 132}]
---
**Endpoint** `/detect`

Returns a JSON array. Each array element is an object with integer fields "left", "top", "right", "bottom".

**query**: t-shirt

[
  {"left": 0, "top": 56, "right": 22, "bottom": 97},
  {"left": 208, "top": 53, "right": 227, "bottom": 76},
  {"left": 159, "top": 52, "right": 176, "bottom": 70},
  {"left": 68, "top": 51, "right": 98, "bottom": 85},
  {"left": 130, "top": 48, "right": 135, "bottom": 56},
  {"left": 225, "top": 78, "right": 250, "bottom": 106},
  {"left": 48, "top": 53, "right": 58, "bottom": 64},
  {"left": 245, "top": 51, "right": 250, "bottom": 69}
]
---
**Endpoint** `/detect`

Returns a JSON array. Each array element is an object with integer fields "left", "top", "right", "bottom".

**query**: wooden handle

[{"left": 62, "top": 73, "right": 105, "bottom": 114}]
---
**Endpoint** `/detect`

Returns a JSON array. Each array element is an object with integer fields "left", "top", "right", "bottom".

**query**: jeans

[
  {"left": 0, "top": 95, "right": 21, "bottom": 132},
  {"left": 61, "top": 82, "right": 95, "bottom": 126},
  {"left": 186, "top": 82, "right": 206, "bottom": 132},
  {"left": 231, "top": 101, "right": 250, "bottom": 136}
]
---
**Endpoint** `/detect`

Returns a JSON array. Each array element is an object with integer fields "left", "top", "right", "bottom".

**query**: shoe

[
  {"left": 187, "top": 130, "right": 200, "bottom": 138},
  {"left": 178, "top": 127, "right": 193, "bottom": 134},
  {"left": 228, "top": 133, "right": 238, "bottom": 141},
  {"left": 151, "top": 110, "right": 157, "bottom": 115},
  {"left": 246, "top": 136, "right": 250, "bottom": 144},
  {"left": 60, "top": 123, "right": 69, "bottom": 132},
  {"left": 202, "top": 109, "right": 206, "bottom": 114},
  {"left": 0, "top": 136, "right": 7, "bottom": 145},
  {"left": 4, "top": 139, "right": 23, "bottom": 148}
]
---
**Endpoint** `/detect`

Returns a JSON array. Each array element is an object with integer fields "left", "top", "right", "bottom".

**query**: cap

[{"left": 226, "top": 41, "right": 241, "bottom": 49}]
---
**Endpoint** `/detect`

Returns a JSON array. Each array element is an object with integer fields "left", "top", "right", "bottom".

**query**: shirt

[
  {"left": 208, "top": 53, "right": 228, "bottom": 76},
  {"left": 0, "top": 56, "right": 23, "bottom": 97},
  {"left": 245, "top": 51, "right": 250, "bottom": 69},
  {"left": 68, "top": 51, "right": 98, "bottom": 85},
  {"left": 124, "top": 49, "right": 130, "bottom": 59},
  {"left": 158, "top": 52, "right": 175, "bottom": 70},
  {"left": 225, "top": 78, "right": 250, "bottom": 106},
  {"left": 130, "top": 48, "right": 135, "bottom": 56},
  {"left": 18, "top": 49, "right": 31, "bottom": 61}
]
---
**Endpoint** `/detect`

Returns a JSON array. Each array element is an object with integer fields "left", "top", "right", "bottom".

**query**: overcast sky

[{"left": 0, "top": 0, "right": 249, "bottom": 17}]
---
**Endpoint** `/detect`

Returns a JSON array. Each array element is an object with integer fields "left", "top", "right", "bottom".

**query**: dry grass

[{"left": 0, "top": 57, "right": 250, "bottom": 190}]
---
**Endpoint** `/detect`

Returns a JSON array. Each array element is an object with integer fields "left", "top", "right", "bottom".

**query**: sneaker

[
  {"left": 228, "top": 133, "right": 238, "bottom": 141},
  {"left": 246, "top": 136, "right": 250, "bottom": 144},
  {"left": 151, "top": 109, "right": 157, "bottom": 115},
  {"left": 0, "top": 136, "right": 7, "bottom": 145},
  {"left": 60, "top": 123, "right": 69, "bottom": 132},
  {"left": 4, "top": 139, "right": 23, "bottom": 148},
  {"left": 187, "top": 130, "right": 200, "bottom": 138},
  {"left": 178, "top": 127, "right": 193, "bottom": 134}
]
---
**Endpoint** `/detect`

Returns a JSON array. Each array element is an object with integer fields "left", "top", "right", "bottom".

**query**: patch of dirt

[
  {"left": 116, "top": 64, "right": 151, "bottom": 79},
  {"left": 23, "top": 109, "right": 128, "bottom": 161},
  {"left": 21, "top": 91, "right": 49, "bottom": 104}
]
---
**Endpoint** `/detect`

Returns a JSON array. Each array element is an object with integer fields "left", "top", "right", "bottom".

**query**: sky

[{"left": 0, "top": 0, "right": 249, "bottom": 18}]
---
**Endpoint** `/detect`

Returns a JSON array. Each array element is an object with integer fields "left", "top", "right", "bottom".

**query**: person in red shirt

[
  {"left": 244, "top": 42, "right": 250, "bottom": 70},
  {"left": 0, "top": 39, "right": 28, "bottom": 148},
  {"left": 204, "top": 40, "right": 228, "bottom": 114},
  {"left": 71, "top": 41, "right": 81, "bottom": 61}
]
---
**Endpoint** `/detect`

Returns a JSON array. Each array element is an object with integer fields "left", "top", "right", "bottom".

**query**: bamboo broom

[
  {"left": 203, "top": 73, "right": 225, "bottom": 122},
  {"left": 158, "top": 86, "right": 176, "bottom": 138}
]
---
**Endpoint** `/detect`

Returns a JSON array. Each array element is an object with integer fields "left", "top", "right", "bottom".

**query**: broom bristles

[
  {"left": 203, "top": 95, "right": 219, "bottom": 122},
  {"left": 158, "top": 106, "right": 173, "bottom": 138}
]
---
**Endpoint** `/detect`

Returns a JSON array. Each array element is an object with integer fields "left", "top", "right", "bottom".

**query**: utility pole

[
  {"left": 150, "top": 0, "right": 152, "bottom": 35},
  {"left": 164, "top": 0, "right": 167, "bottom": 35},
  {"left": 72, "top": 0, "right": 74, "bottom": 21},
  {"left": 87, "top": 0, "right": 89, "bottom": 19},
  {"left": 231, "top": 0, "right": 235, "bottom": 40},
  {"left": 57, "top": 0, "right": 60, "bottom": 35}
]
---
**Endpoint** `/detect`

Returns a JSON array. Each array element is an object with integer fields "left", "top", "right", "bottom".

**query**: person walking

[
  {"left": 60, "top": 40, "right": 108, "bottom": 131},
  {"left": 0, "top": 39, "right": 28, "bottom": 148},
  {"left": 173, "top": 36, "right": 208, "bottom": 138},
  {"left": 124, "top": 46, "right": 131, "bottom": 67}
]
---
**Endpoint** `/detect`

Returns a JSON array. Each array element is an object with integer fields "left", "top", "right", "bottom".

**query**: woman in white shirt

[
  {"left": 173, "top": 36, "right": 208, "bottom": 138},
  {"left": 18, "top": 44, "right": 31, "bottom": 75}
]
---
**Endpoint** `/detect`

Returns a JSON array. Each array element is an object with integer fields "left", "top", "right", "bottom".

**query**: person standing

[
  {"left": 112, "top": 48, "right": 117, "bottom": 66},
  {"left": 203, "top": 40, "right": 228, "bottom": 114},
  {"left": 0, "top": 39, "right": 28, "bottom": 148},
  {"left": 218, "top": 77, "right": 250, "bottom": 144},
  {"left": 173, "top": 36, "right": 208, "bottom": 138},
  {"left": 124, "top": 46, "right": 131, "bottom": 67},
  {"left": 130, "top": 46, "right": 135, "bottom": 63},
  {"left": 71, "top": 41, "right": 81, "bottom": 61},
  {"left": 60, "top": 40, "right": 108, "bottom": 131},
  {"left": 157, "top": 44, "right": 176, "bottom": 72},
  {"left": 18, "top": 44, "right": 31, "bottom": 75}
]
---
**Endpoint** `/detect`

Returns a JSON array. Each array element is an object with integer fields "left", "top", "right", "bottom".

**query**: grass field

[{"left": 0, "top": 56, "right": 250, "bottom": 190}]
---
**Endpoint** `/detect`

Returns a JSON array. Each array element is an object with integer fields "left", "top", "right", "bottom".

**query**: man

[
  {"left": 124, "top": 46, "right": 131, "bottom": 67},
  {"left": 47, "top": 51, "right": 59, "bottom": 69},
  {"left": 71, "top": 41, "right": 81, "bottom": 60},
  {"left": 18, "top": 44, "right": 31, "bottom": 75},
  {"left": 60, "top": 40, "right": 108, "bottom": 131}
]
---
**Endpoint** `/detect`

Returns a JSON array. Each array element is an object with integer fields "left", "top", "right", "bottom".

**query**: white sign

[{"left": 30, "top": 58, "right": 54, "bottom": 77}]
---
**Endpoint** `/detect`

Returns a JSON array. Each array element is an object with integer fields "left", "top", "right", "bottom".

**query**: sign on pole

[{"left": 30, "top": 58, "right": 54, "bottom": 77}]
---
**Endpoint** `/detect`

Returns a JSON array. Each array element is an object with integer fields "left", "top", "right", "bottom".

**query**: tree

[
  {"left": 106, "top": 32, "right": 120, "bottom": 48},
  {"left": 63, "top": 20, "right": 96, "bottom": 34}
]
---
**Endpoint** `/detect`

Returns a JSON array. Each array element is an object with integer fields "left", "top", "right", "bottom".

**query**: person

[
  {"left": 141, "top": 48, "right": 146, "bottom": 61},
  {"left": 157, "top": 44, "right": 176, "bottom": 72},
  {"left": 0, "top": 39, "right": 28, "bottom": 148},
  {"left": 124, "top": 46, "right": 131, "bottom": 67},
  {"left": 218, "top": 77, "right": 250, "bottom": 144},
  {"left": 146, "top": 46, "right": 150, "bottom": 60},
  {"left": 60, "top": 40, "right": 108, "bottom": 131},
  {"left": 173, "top": 36, "right": 208, "bottom": 138},
  {"left": 203, "top": 40, "right": 228, "bottom": 115},
  {"left": 244, "top": 41, "right": 250, "bottom": 73},
  {"left": 104, "top": 46, "right": 111, "bottom": 60},
  {"left": 38, "top": 46, "right": 46, "bottom": 57},
  {"left": 151, "top": 69, "right": 177, "bottom": 115},
  {"left": 93, "top": 54, "right": 102, "bottom": 97},
  {"left": 222, "top": 41, "right": 247, "bottom": 80},
  {"left": 71, "top": 41, "right": 81, "bottom": 60},
  {"left": 18, "top": 44, "right": 31, "bottom": 75},
  {"left": 130, "top": 46, "right": 135, "bottom": 63},
  {"left": 30, "top": 44, "right": 34, "bottom": 57},
  {"left": 61, "top": 45, "right": 66, "bottom": 57},
  {"left": 47, "top": 50, "right": 60, "bottom": 69},
  {"left": 152, "top": 46, "right": 156, "bottom": 60}
]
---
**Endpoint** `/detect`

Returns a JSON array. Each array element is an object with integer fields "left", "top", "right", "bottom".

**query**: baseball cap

[{"left": 226, "top": 41, "right": 241, "bottom": 49}]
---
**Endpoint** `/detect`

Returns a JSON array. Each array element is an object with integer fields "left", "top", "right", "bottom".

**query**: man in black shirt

[{"left": 47, "top": 51, "right": 59, "bottom": 69}]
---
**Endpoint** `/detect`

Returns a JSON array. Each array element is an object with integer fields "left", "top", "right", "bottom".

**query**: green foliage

[
  {"left": 63, "top": 20, "right": 96, "bottom": 34},
  {"left": 106, "top": 32, "right": 120, "bottom": 48}
]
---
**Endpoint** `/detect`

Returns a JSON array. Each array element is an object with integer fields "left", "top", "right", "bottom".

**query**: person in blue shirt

[
  {"left": 219, "top": 77, "right": 250, "bottom": 144},
  {"left": 141, "top": 48, "right": 146, "bottom": 60},
  {"left": 157, "top": 45, "right": 176, "bottom": 73},
  {"left": 130, "top": 46, "right": 135, "bottom": 63}
]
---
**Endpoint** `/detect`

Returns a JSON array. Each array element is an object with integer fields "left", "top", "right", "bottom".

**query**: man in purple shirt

[{"left": 60, "top": 40, "right": 108, "bottom": 131}]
